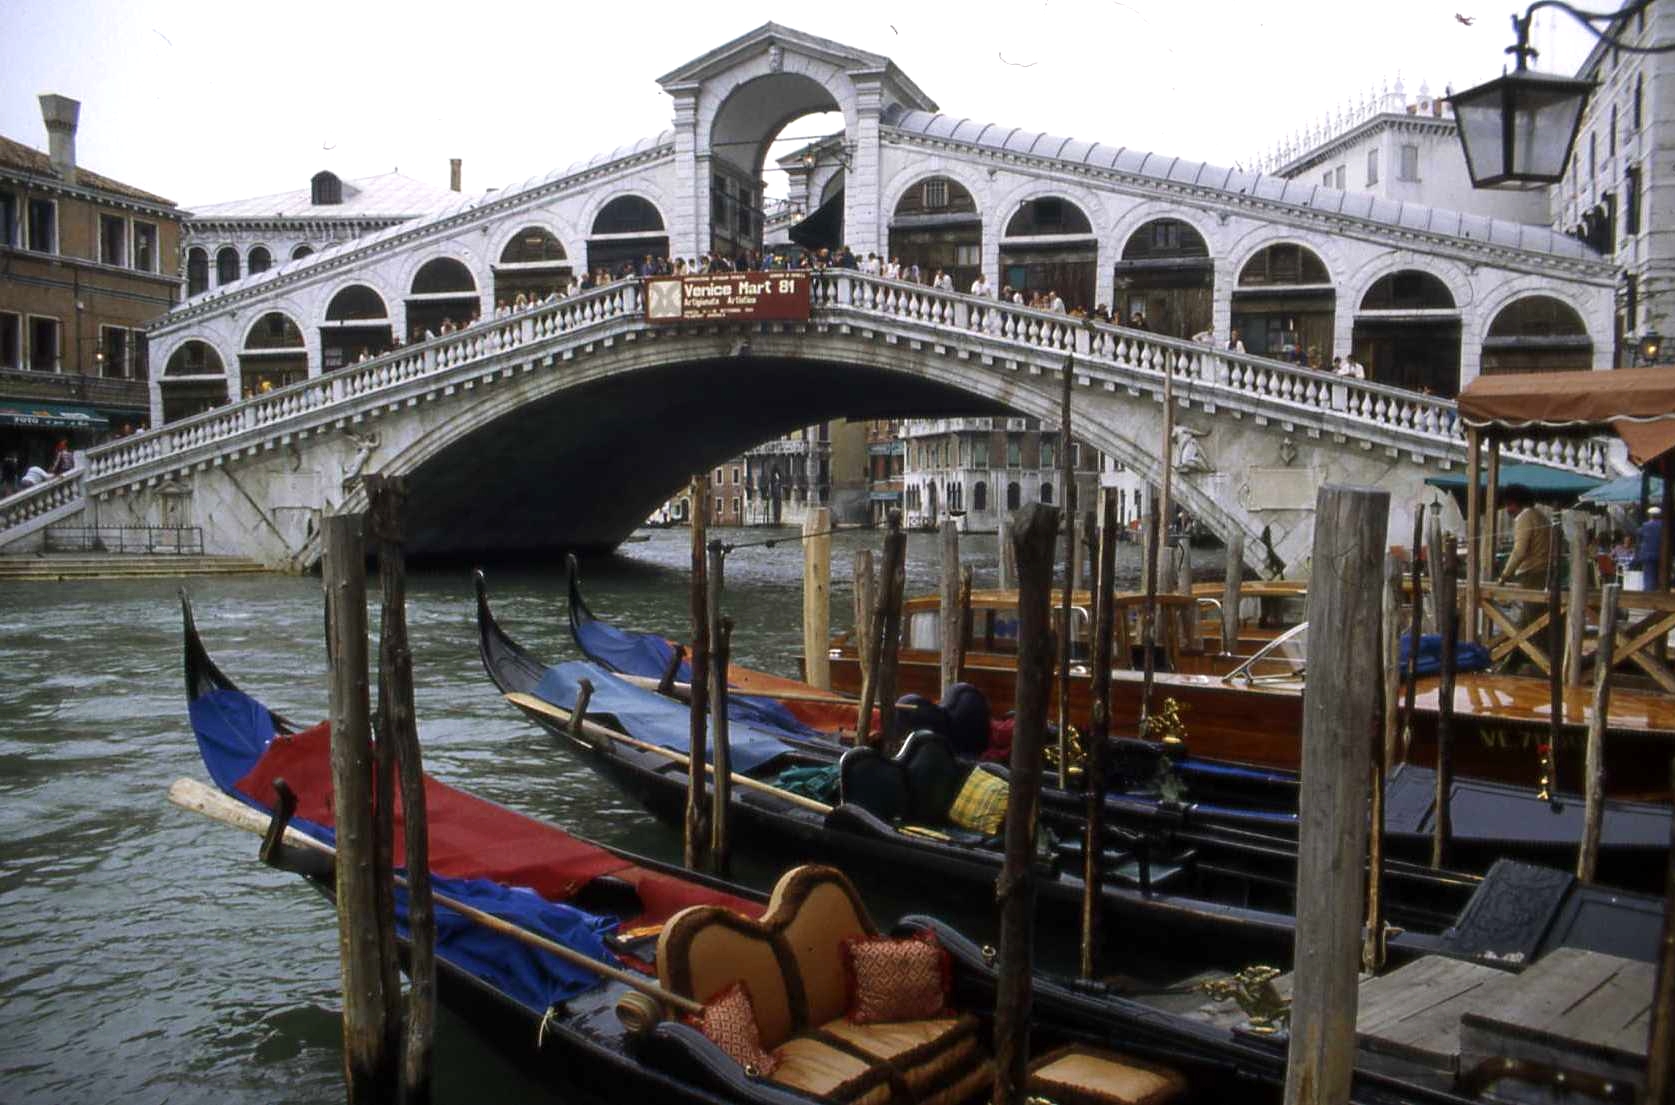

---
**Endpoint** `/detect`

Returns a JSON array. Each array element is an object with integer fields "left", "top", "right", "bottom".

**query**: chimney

[
  {"left": 38, "top": 94, "right": 80, "bottom": 186},
  {"left": 449, "top": 158, "right": 462, "bottom": 192}
]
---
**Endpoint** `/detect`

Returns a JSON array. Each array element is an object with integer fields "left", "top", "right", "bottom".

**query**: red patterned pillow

[
  {"left": 842, "top": 930, "right": 953, "bottom": 1024},
  {"left": 684, "top": 980, "right": 779, "bottom": 1075}
]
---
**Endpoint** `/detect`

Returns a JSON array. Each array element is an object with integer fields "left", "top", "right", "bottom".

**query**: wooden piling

[
  {"left": 1139, "top": 492, "right": 1162, "bottom": 733},
  {"left": 1057, "top": 357, "right": 1077, "bottom": 792},
  {"left": 1547, "top": 523, "right": 1565, "bottom": 796},
  {"left": 1565, "top": 511, "right": 1588, "bottom": 688},
  {"left": 1221, "top": 534, "right": 1244, "bottom": 657},
  {"left": 1577, "top": 584, "right": 1619, "bottom": 883},
  {"left": 685, "top": 475, "right": 710, "bottom": 871},
  {"left": 1464, "top": 428, "right": 1482, "bottom": 645},
  {"left": 365, "top": 476, "right": 434, "bottom": 1104},
  {"left": 1177, "top": 540, "right": 1200, "bottom": 653},
  {"left": 1366, "top": 555, "right": 1399, "bottom": 974},
  {"left": 1434, "top": 542, "right": 1459, "bottom": 870},
  {"left": 1645, "top": 759, "right": 1675, "bottom": 1105},
  {"left": 1425, "top": 506, "right": 1445, "bottom": 635},
  {"left": 991, "top": 502, "right": 1058, "bottom": 1105},
  {"left": 956, "top": 565, "right": 974, "bottom": 686},
  {"left": 802, "top": 508, "right": 832, "bottom": 691},
  {"left": 1282, "top": 484, "right": 1388, "bottom": 1105},
  {"left": 1402, "top": 509, "right": 1424, "bottom": 758},
  {"left": 940, "top": 517, "right": 962, "bottom": 698},
  {"left": 710, "top": 616, "right": 734, "bottom": 877},
  {"left": 853, "top": 550, "right": 876, "bottom": 742},
  {"left": 998, "top": 513, "right": 1016, "bottom": 591},
  {"left": 1381, "top": 555, "right": 1401, "bottom": 770},
  {"left": 1081, "top": 489, "right": 1118, "bottom": 982},
  {"left": 873, "top": 510, "right": 907, "bottom": 749},
  {"left": 323, "top": 511, "right": 395, "bottom": 1103}
]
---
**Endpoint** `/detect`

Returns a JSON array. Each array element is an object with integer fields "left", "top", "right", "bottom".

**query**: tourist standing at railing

[
  {"left": 1226, "top": 329, "right": 1245, "bottom": 354},
  {"left": 1334, "top": 354, "right": 1365, "bottom": 379},
  {"left": 970, "top": 273, "right": 993, "bottom": 298},
  {"left": 1630, "top": 507, "right": 1663, "bottom": 589},
  {"left": 1, "top": 453, "right": 17, "bottom": 496},
  {"left": 49, "top": 440, "right": 74, "bottom": 477}
]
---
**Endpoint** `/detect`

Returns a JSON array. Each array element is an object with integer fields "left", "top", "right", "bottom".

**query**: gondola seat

[
  {"left": 655, "top": 864, "right": 993, "bottom": 1104},
  {"left": 838, "top": 732, "right": 1002, "bottom": 846}
]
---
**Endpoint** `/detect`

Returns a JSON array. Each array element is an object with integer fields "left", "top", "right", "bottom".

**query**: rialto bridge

[{"left": 0, "top": 23, "right": 1620, "bottom": 570}]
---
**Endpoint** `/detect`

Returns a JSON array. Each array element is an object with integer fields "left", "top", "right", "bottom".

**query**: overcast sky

[{"left": 3, "top": 0, "right": 1597, "bottom": 210}]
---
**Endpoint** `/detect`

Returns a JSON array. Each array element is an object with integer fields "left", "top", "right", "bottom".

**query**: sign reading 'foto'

[{"left": 644, "top": 272, "right": 811, "bottom": 323}]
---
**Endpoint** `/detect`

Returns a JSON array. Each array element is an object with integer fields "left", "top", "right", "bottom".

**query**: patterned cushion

[
  {"left": 946, "top": 767, "right": 1008, "bottom": 835},
  {"left": 842, "top": 930, "right": 952, "bottom": 1024},
  {"left": 685, "top": 980, "right": 779, "bottom": 1075}
]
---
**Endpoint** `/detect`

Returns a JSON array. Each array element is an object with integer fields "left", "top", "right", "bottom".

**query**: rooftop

[
  {"left": 0, "top": 133, "right": 175, "bottom": 208},
  {"left": 188, "top": 170, "right": 468, "bottom": 221}
]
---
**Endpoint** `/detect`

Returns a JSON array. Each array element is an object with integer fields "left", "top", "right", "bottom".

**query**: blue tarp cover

[
  {"left": 534, "top": 661, "right": 795, "bottom": 775},
  {"left": 1398, "top": 632, "right": 1492, "bottom": 676}
]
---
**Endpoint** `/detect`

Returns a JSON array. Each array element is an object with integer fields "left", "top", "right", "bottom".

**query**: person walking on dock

[{"left": 1496, "top": 483, "right": 1552, "bottom": 672}]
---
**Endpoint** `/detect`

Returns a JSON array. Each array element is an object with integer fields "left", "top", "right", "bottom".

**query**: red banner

[{"left": 644, "top": 272, "right": 811, "bottom": 323}]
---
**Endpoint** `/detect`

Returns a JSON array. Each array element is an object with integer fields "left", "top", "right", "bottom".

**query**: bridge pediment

[{"left": 656, "top": 22, "right": 936, "bottom": 112}]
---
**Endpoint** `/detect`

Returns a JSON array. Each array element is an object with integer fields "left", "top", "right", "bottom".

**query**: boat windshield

[{"left": 1222, "top": 621, "right": 1308, "bottom": 685}]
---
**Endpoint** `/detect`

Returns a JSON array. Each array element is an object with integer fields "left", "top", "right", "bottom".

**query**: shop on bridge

[
  {"left": 239, "top": 312, "right": 308, "bottom": 397},
  {"left": 1231, "top": 243, "right": 1335, "bottom": 364},
  {"left": 160, "top": 341, "right": 230, "bottom": 424},
  {"left": 406, "top": 258, "right": 481, "bottom": 340},
  {"left": 1480, "top": 295, "right": 1593, "bottom": 375},
  {"left": 889, "top": 176, "right": 981, "bottom": 289},
  {"left": 321, "top": 286, "right": 394, "bottom": 372},
  {"left": 494, "top": 228, "right": 573, "bottom": 306},
  {"left": 1112, "top": 218, "right": 1213, "bottom": 338},
  {"left": 1351, "top": 270, "right": 1462, "bottom": 396},
  {"left": 587, "top": 196, "right": 669, "bottom": 278},
  {"left": 999, "top": 197, "right": 1097, "bottom": 312}
]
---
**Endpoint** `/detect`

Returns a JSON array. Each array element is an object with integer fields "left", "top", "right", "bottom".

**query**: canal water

[{"left": 0, "top": 526, "right": 1169, "bottom": 1104}]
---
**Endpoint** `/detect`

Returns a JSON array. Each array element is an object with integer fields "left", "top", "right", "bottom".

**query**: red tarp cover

[{"left": 235, "top": 721, "right": 760, "bottom": 924}]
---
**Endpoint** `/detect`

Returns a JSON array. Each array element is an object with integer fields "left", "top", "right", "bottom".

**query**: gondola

[
  {"left": 483, "top": 572, "right": 1664, "bottom": 969},
  {"left": 181, "top": 595, "right": 1440, "bottom": 1105},
  {"left": 563, "top": 562, "right": 1673, "bottom": 891}
]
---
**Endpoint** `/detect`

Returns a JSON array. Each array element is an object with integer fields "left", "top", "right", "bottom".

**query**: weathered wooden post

[
  {"left": 1381, "top": 555, "right": 1402, "bottom": 770},
  {"left": 1645, "top": 760, "right": 1675, "bottom": 1105},
  {"left": 1433, "top": 542, "right": 1460, "bottom": 869},
  {"left": 1464, "top": 427, "right": 1483, "bottom": 644},
  {"left": 853, "top": 550, "right": 876, "bottom": 742},
  {"left": 1139, "top": 492, "right": 1162, "bottom": 733},
  {"left": 1565, "top": 511, "right": 1589, "bottom": 688},
  {"left": 1546, "top": 524, "right": 1565, "bottom": 795},
  {"left": 1057, "top": 357, "right": 1078, "bottom": 790},
  {"left": 991, "top": 502, "right": 1058, "bottom": 1105},
  {"left": 873, "top": 510, "right": 907, "bottom": 749},
  {"left": 1283, "top": 484, "right": 1387, "bottom": 1105},
  {"left": 1577, "top": 583, "right": 1620, "bottom": 883},
  {"left": 1221, "top": 534, "right": 1244, "bottom": 656},
  {"left": 685, "top": 475, "right": 710, "bottom": 871},
  {"left": 365, "top": 476, "right": 434, "bottom": 1104},
  {"left": 998, "top": 512, "right": 1016, "bottom": 591},
  {"left": 802, "top": 508, "right": 832, "bottom": 691},
  {"left": 1081, "top": 489, "right": 1118, "bottom": 982},
  {"left": 1177, "top": 539, "right": 1201, "bottom": 652},
  {"left": 1366, "top": 554, "right": 1401, "bottom": 974},
  {"left": 1402, "top": 510, "right": 1424, "bottom": 758},
  {"left": 323, "top": 511, "right": 396, "bottom": 1103},
  {"left": 956, "top": 565, "right": 974, "bottom": 686},
  {"left": 940, "top": 517, "right": 962, "bottom": 697},
  {"left": 707, "top": 539, "right": 731, "bottom": 877},
  {"left": 1425, "top": 504, "right": 1445, "bottom": 634}
]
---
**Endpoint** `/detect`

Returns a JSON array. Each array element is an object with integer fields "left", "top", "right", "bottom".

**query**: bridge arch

[
  {"left": 1345, "top": 263, "right": 1468, "bottom": 395},
  {"left": 1111, "top": 212, "right": 1216, "bottom": 338},
  {"left": 489, "top": 220, "right": 578, "bottom": 306},
  {"left": 159, "top": 339, "right": 230, "bottom": 423},
  {"left": 995, "top": 185, "right": 1104, "bottom": 310},
  {"left": 320, "top": 282, "right": 394, "bottom": 371},
  {"left": 1479, "top": 290, "right": 1595, "bottom": 377},
  {"left": 1228, "top": 236, "right": 1336, "bottom": 365},
  {"left": 240, "top": 310, "right": 307, "bottom": 396},
  {"left": 404, "top": 254, "right": 482, "bottom": 339},
  {"left": 584, "top": 192, "right": 669, "bottom": 275},
  {"left": 885, "top": 170, "right": 984, "bottom": 288}
]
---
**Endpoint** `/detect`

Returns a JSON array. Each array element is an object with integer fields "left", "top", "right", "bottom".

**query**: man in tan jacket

[{"left": 1497, "top": 484, "right": 1551, "bottom": 671}]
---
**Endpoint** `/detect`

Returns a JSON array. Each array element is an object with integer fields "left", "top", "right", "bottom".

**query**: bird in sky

[{"left": 1455, "top": 13, "right": 1476, "bottom": 25}]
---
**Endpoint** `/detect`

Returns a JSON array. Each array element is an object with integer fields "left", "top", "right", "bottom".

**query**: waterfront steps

[{"left": 0, "top": 554, "right": 267, "bottom": 581}]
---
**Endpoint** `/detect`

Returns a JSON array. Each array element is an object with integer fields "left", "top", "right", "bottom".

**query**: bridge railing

[
  {"left": 84, "top": 281, "right": 644, "bottom": 487},
  {"left": 0, "top": 471, "right": 84, "bottom": 532},
  {"left": 812, "top": 271, "right": 1610, "bottom": 475}
]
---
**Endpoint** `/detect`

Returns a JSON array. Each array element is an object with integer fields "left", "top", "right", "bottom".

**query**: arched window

[
  {"left": 592, "top": 196, "right": 664, "bottom": 236},
  {"left": 1041, "top": 483, "right": 1054, "bottom": 505},
  {"left": 322, "top": 285, "right": 393, "bottom": 372},
  {"left": 1359, "top": 271, "right": 1455, "bottom": 311},
  {"left": 247, "top": 245, "right": 272, "bottom": 275},
  {"left": 588, "top": 196, "right": 669, "bottom": 276},
  {"left": 311, "top": 171, "right": 343, "bottom": 206},
  {"left": 500, "top": 228, "right": 569, "bottom": 265},
  {"left": 1232, "top": 243, "right": 1335, "bottom": 365},
  {"left": 1482, "top": 296, "right": 1592, "bottom": 375},
  {"left": 410, "top": 257, "right": 476, "bottom": 295},
  {"left": 890, "top": 176, "right": 981, "bottom": 291},
  {"left": 973, "top": 481, "right": 988, "bottom": 512},
  {"left": 1005, "top": 197, "right": 1092, "bottom": 237},
  {"left": 1000, "top": 196, "right": 1097, "bottom": 312},
  {"left": 215, "top": 247, "right": 239, "bottom": 286},
  {"left": 1114, "top": 220, "right": 1214, "bottom": 337},
  {"left": 241, "top": 313, "right": 307, "bottom": 395},
  {"left": 186, "top": 248, "right": 208, "bottom": 297},
  {"left": 1238, "top": 243, "right": 1330, "bottom": 286},
  {"left": 496, "top": 227, "right": 573, "bottom": 303},
  {"left": 164, "top": 341, "right": 224, "bottom": 376},
  {"left": 326, "top": 285, "right": 389, "bottom": 321},
  {"left": 1121, "top": 219, "right": 1209, "bottom": 261},
  {"left": 291, "top": 244, "right": 315, "bottom": 261},
  {"left": 245, "top": 312, "right": 304, "bottom": 350},
  {"left": 1006, "top": 481, "right": 1022, "bottom": 511}
]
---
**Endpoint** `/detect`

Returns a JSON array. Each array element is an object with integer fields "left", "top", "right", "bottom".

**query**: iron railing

[{"left": 44, "top": 525, "right": 204, "bottom": 555}]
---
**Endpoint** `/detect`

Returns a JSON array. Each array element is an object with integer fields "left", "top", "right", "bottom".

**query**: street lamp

[
  {"left": 1451, "top": 0, "right": 1671, "bottom": 188},
  {"left": 1638, "top": 330, "right": 1663, "bottom": 365}
]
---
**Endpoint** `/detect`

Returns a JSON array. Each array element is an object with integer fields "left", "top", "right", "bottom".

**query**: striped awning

[{"left": 0, "top": 403, "right": 108, "bottom": 430}]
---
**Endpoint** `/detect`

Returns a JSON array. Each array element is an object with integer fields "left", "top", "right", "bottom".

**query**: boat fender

[{"left": 615, "top": 990, "right": 664, "bottom": 1037}]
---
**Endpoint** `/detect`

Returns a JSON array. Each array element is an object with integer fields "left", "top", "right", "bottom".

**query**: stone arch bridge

[{"left": 0, "top": 273, "right": 1608, "bottom": 573}]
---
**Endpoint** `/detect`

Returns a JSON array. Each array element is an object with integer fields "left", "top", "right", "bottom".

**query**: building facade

[
  {"left": 899, "top": 417, "right": 1101, "bottom": 533},
  {"left": 742, "top": 419, "right": 868, "bottom": 526},
  {"left": 1, "top": 94, "right": 182, "bottom": 472}
]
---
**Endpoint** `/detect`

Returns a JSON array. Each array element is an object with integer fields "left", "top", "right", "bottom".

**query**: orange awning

[{"left": 1457, "top": 367, "right": 1675, "bottom": 465}]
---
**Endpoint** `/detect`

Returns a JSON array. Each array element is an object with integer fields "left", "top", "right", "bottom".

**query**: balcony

[{"left": 0, "top": 368, "right": 150, "bottom": 412}]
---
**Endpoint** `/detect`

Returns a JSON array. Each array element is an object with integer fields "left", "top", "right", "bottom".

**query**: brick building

[{"left": 1, "top": 94, "right": 182, "bottom": 473}]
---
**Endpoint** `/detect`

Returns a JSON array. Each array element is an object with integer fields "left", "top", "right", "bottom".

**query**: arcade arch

[
  {"left": 587, "top": 196, "right": 668, "bottom": 276},
  {"left": 215, "top": 247, "right": 239, "bottom": 286},
  {"left": 186, "top": 248, "right": 208, "bottom": 297},
  {"left": 1481, "top": 295, "right": 1592, "bottom": 375},
  {"left": 240, "top": 311, "right": 307, "bottom": 396},
  {"left": 1000, "top": 196, "right": 1096, "bottom": 311},
  {"left": 406, "top": 257, "right": 479, "bottom": 340},
  {"left": 322, "top": 285, "right": 393, "bottom": 371},
  {"left": 1113, "top": 217, "right": 1212, "bottom": 338},
  {"left": 711, "top": 72, "right": 847, "bottom": 257},
  {"left": 1351, "top": 270, "right": 1462, "bottom": 396},
  {"left": 1232, "top": 242, "right": 1334, "bottom": 365},
  {"left": 494, "top": 227, "right": 573, "bottom": 305},
  {"left": 889, "top": 175, "right": 981, "bottom": 289},
  {"left": 160, "top": 340, "right": 228, "bottom": 423}
]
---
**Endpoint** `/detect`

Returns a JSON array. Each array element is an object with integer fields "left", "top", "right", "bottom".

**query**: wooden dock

[{"left": 1182, "top": 948, "right": 1654, "bottom": 1099}]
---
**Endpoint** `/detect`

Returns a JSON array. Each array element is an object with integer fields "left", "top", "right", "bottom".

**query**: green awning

[
  {"left": 1424, "top": 462, "right": 1604, "bottom": 498},
  {"left": 0, "top": 403, "right": 109, "bottom": 430}
]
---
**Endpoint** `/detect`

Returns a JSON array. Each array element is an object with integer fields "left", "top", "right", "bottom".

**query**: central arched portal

[{"left": 711, "top": 73, "right": 847, "bottom": 260}]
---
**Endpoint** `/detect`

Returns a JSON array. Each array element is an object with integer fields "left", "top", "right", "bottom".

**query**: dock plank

[{"left": 1353, "top": 956, "right": 1514, "bottom": 1072}]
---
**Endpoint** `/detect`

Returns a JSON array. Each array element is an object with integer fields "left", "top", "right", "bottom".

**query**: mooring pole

[
  {"left": 941, "top": 516, "right": 962, "bottom": 698},
  {"left": 874, "top": 509, "right": 907, "bottom": 750},
  {"left": 956, "top": 565, "right": 974, "bottom": 686},
  {"left": 991, "top": 502, "right": 1058, "bottom": 1105},
  {"left": 853, "top": 550, "right": 877, "bottom": 742},
  {"left": 1221, "top": 534, "right": 1244, "bottom": 657},
  {"left": 1057, "top": 353, "right": 1077, "bottom": 790},
  {"left": 1081, "top": 489, "right": 1118, "bottom": 982},
  {"left": 1547, "top": 523, "right": 1565, "bottom": 797},
  {"left": 1433, "top": 542, "right": 1459, "bottom": 870},
  {"left": 1283, "top": 484, "right": 1387, "bottom": 1105},
  {"left": 685, "top": 475, "right": 710, "bottom": 871},
  {"left": 1577, "top": 584, "right": 1620, "bottom": 884},
  {"left": 323, "top": 511, "right": 395, "bottom": 1103},
  {"left": 1565, "top": 511, "right": 1588, "bottom": 688},
  {"left": 1402, "top": 509, "right": 1424, "bottom": 758},
  {"left": 1644, "top": 760, "right": 1675, "bottom": 1105},
  {"left": 706, "top": 540, "right": 731, "bottom": 877},
  {"left": 365, "top": 476, "right": 434, "bottom": 1105},
  {"left": 1366, "top": 554, "right": 1398, "bottom": 973},
  {"left": 802, "top": 508, "right": 832, "bottom": 691},
  {"left": 1139, "top": 490, "right": 1161, "bottom": 734},
  {"left": 1381, "top": 555, "right": 1402, "bottom": 770}
]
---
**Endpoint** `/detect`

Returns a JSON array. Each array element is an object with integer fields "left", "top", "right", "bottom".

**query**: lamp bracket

[{"left": 1511, "top": 0, "right": 1675, "bottom": 65}]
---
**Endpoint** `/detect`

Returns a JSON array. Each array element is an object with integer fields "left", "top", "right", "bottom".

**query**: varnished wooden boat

[{"left": 485, "top": 572, "right": 1665, "bottom": 968}]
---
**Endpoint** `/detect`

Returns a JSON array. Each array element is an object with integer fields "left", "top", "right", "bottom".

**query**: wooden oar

[
  {"left": 504, "top": 692, "right": 835, "bottom": 816},
  {"left": 166, "top": 777, "right": 704, "bottom": 1015},
  {"left": 619, "top": 672, "right": 859, "bottom": 707}
]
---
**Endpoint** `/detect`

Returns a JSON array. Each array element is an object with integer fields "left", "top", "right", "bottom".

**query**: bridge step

[{"left": 0, "top": 554, "right": 268, "bottom": 581}]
